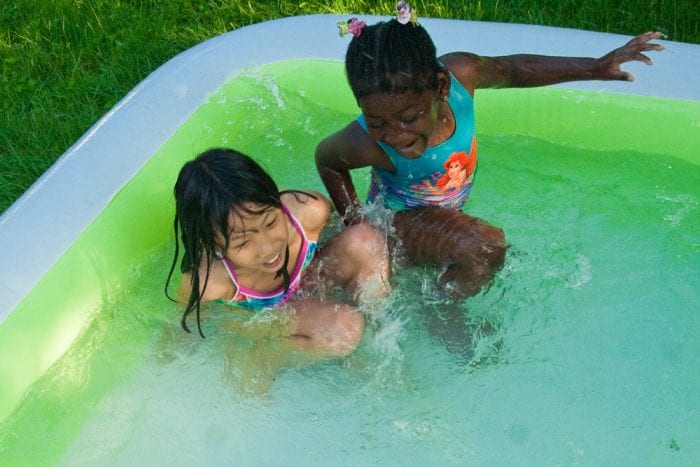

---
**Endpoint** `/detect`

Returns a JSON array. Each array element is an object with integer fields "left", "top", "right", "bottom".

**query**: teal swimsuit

[
  {"left": 220, "top": 205, "right": 317, "bottom": 311},
  {"left": 359, "top": 72, "right": 477, "bottom": 211}
]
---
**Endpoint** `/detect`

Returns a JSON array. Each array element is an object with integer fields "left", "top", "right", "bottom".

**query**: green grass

[{"left": 1, "top": 0, "right": 697, "bottom": 213}]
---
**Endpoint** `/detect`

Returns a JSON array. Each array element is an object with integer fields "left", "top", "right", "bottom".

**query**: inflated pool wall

[{"left": 0, "top": 15, "right": 698, "bottom": 424}]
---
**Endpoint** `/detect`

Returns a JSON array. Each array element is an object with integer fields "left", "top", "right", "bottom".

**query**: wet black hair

[
  {"left": 345, "top": 19, "right": 442, "bottom": 100},
  {"left": 165, "top": 148, "right": 294, "bottom": 337}
]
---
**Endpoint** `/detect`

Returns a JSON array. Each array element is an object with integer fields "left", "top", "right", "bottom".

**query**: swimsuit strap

[
  {"left": 359, "top": 72, "right": 477, "bottom": 210},
  {"left": 220, "top": 203, "right": 310, "bottom": 301}
]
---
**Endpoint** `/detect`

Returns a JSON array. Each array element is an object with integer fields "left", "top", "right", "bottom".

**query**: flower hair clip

[
  {"left": 396, "top": 1, "right": 419, "bottom": 25},
  {"left": 338, "top": 18, "right": 366, "bottom": 38}
]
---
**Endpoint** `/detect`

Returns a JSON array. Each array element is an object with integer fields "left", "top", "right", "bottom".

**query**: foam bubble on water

[
  {"left": 365, "top": 301, "right": 406, "bottom": 358},
  {"left": 227, "top": 93, "right": 268, "bottom": 112},
  {"left": 541, "top": 248, "right": 591, "bottom": 290},
  {"left": 566, "top": 253, "right": 592, "bottom": 289},
  {"left": 266, "top": 81, "right": 285, "bottom": 109},
  {"left": 391, "top": 417, "right": 433, "bottom": 439},
  {"left": 656, "top": 193, "right": 697, "bottom": 228},
  {"left": 269, "top": 136, "right": 291, "bottom": 149},
  {"left": 302, "top": 115, "right": 319, "bottom": 136},
  {"left": 239, "top": 67, "right": 287, "bottom": 110},
  {"left": 368, "top": 314, "right": 406, "bottom": 364}
]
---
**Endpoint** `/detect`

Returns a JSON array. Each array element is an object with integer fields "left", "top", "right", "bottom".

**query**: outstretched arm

[{"left": 445, "top": 31, "right": 665, "bottom": 93}]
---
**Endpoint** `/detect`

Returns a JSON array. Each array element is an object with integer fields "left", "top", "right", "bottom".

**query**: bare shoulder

[
  {"left": 179, "top": 261, "right": 236, "bottom": 304},
  {"left": 440, "top": 52, "right": 484, "bottom": 95},
  {"left": 316, "top": 121, "right": 392, "bottom": 171},
  {"left": 281, "top": 190, "right": 330, "bottom": 237}
]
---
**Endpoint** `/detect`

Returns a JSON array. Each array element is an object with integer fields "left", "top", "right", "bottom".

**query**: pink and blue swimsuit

[
  {"left": 220, "top": 205, "right": 317, "bottom": 311},
  {"left": 358, "top": 72, "right": 477, "bottom": 211}
]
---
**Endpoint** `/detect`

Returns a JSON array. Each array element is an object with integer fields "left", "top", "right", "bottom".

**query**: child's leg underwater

[
  {"left": 390, "top": 206, "right": 505, "bottom": 362},
  {"left": 282, "top": 298, "right": 365, "bottom": 357},
  {"left": 392, "top": 206, "right": 507, "bottom": 298}
]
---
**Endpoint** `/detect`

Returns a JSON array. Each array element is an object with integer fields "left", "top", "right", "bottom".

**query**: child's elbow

[{"left": 314, "top": 138, "right": 331, "bottom": 166}]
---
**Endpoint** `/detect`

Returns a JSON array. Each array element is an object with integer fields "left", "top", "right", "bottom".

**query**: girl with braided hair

[{"left": 317, "top": 6, "right": 664, "bottom": 299}]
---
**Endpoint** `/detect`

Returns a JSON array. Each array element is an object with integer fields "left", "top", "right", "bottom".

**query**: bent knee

[
  {"left": 345, "top": 223, "right": 387, "bottom": 254},
  {"left": 342, "top": 224, "right": 390, "bottom": 271},
  {"left": 345, "top": 224, "right": 391, "bottom": 294},
  {"left": 481, "top": 225, "right": 508, "bottom": 269},
  {"left": 329, "top": 306, "right": 365, "bottom": 357}
]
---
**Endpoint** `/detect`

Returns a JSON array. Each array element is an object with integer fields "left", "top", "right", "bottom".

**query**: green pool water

[{"left": 0, "top": 60, "right": 698, "bottom": 465}]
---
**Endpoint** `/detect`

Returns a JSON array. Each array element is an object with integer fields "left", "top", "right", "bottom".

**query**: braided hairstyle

[
  {"left": 345, "top": 19, "right": 442, "bottom": 101},
  {"left": 165, "top": 148, "right": 288, "bottom": 337}
]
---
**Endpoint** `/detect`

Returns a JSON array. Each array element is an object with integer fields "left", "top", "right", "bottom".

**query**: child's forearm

[
  {"left": 496, "top": 54, "right": 602, "bottom": 87},
  {"left": 317, "top": 166, "right": 363, "bottom": 224}
]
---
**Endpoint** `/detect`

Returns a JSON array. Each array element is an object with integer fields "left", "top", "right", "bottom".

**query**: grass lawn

[{"left": 1, "top": 0, "right": 698, "bottom": 213}]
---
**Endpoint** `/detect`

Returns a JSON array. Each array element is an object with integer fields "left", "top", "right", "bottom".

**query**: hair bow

[
  {"left": 338, "top": 18, "right": 366, "bottom": 38},
  {"left": 396, "top": 1, "right": 419, "bottom": 25}
]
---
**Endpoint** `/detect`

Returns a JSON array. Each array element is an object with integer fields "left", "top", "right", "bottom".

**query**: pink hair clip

[
  {"left": 396, "top": 1, "right": 419, "bottom": 25},
  {"left": 337, "top": 18, "right": 366, "bottom": 38}
]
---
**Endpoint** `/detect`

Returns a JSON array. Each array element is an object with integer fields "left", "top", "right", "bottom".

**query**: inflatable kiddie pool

[{"left": 0, "top": 15, "right": 698, "bottom": 464}]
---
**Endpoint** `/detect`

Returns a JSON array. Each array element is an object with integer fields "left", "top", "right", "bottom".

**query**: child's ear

[{"left": 436, "top": 69, "right": 451, "bottom": 101}]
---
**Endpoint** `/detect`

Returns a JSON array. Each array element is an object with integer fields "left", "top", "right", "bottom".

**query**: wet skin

[
  {"left": 358, "top": 72, "right": 453, "bottom": 159},
  {"left": 217, "top": 203, "right": 300, "bottom": 293}
]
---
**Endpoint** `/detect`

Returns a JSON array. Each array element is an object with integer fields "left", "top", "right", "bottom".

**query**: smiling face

[
  {"left": 217, "top": 203, "right": 289, "bottom": 275},
  {"left": 358, "top": 71, "right": 450, "bottom": 159},
  {"left": 359, "top": 90, "right": 440, "bottom": 159}
]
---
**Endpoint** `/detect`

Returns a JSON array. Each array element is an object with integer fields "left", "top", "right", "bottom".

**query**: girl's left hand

[{"left": 596, "top": 31, "right": 665, "bottom": 81}]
